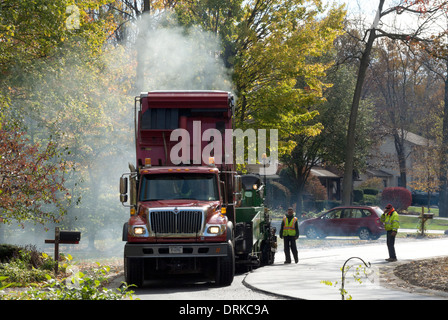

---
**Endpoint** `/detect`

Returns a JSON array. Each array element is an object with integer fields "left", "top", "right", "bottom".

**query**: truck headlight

[
  {"left": 133, "top": 226, "right": 146, "bottom": 236},
  {"left": 205, "top": 224, "right": 225, "bottom": 236},
  {"left": 208, "top": 226, "right": 221, "bottom": 234}
]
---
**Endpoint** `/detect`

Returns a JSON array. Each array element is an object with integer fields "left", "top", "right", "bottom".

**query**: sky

[{"left": 329, "top": 0, "right": 446, "bottom": 36}]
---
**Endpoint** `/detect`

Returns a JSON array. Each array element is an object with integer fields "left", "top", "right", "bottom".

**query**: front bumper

[{"left": 124, "top": 242, "right": 229, "bottom": 258}]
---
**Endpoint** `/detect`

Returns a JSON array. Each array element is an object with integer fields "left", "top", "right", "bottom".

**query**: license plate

[{"left": 169, "top": 246, "right": 183, "bottom": 254}]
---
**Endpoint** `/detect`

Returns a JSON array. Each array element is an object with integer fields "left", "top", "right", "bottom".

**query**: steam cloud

[
  {"left": 135, "top": 13, "right": 233, "bottom": 92},
  {"left": 1, "top": 11, "right": 234, "bottom": 259}
]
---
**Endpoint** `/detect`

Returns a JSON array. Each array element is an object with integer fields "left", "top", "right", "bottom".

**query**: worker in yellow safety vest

[
  {"left": 279, "top": 207, "right": 299, "bottom": 264},
  {"left": 380, "top": 204, "right": 400, "bottom": 262}
]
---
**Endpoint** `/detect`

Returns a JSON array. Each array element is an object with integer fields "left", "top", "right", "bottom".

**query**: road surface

[{"left": 108, "top": 235, "right": 448, "bottom": 300}]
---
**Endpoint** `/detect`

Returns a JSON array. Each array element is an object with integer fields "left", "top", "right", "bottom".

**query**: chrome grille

[{"left": 149, "top": 210, "right": 203, "bottom": 234}]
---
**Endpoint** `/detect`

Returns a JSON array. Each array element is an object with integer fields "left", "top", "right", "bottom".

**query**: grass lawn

[
  {"left": 400, "top": 206, "right": 448, "bottom": 231},
  {"left": 407, "top": 206, "right": 439, "bottom": 216}
]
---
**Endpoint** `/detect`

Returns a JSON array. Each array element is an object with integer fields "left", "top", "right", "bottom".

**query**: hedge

[{"left": 381, "top": 187, "right": 412, "bottom": 211}]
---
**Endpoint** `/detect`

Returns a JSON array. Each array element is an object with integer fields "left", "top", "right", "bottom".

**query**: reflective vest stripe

[{"left": 282, "top": 217, "right": 297, "bottom": 236}]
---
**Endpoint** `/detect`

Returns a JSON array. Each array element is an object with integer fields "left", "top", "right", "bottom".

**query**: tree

[
  {"left": 0, "top": 1, "right": 129, "bottom": 244},
  {"left": 235, "top": 2, "right": 345, "bottom": 211},
  {"left": 279, "top": 61, "right": 374, "bottom": 212},
  {"left": 341, "top": 0, "right": 448, "bottom": 204},
  {"left": 0, "top": 123, "right": 69, "bottom": 226},
  {"left": 172, "top": 1, "right": 347, "bottom": 212},
  {"left": 369, "top": 39, "right": 426, "bottom": 188},
  {"left": 415, "top": 12, "right": 448, "bottom": 217},
  {"left": 342, "top": 0, "right": 385, "bottom": 205},
  {"left": 409, "top": 144, "right": 439, "bottom": 211}
]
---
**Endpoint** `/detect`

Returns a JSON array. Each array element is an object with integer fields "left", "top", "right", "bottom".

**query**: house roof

[
  {"left": 366, "top": 169, "right": 393, "bottom": 177},
  {"left": 310, "top": 167, "right": 341, "bottom": 178},
  {"left": 402, "top": 131, "right": 433, "bottom": 147},
  {"left": 379, "top": 128, "right": 434, "bottom": 147}
]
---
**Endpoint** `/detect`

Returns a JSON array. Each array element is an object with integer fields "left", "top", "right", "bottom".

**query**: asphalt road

[
  {"left": 124, "top": 272, "right": 285, "bottom": 300},
  {"left": 108, "top": 233, "right": 448, "bottom": 301}
]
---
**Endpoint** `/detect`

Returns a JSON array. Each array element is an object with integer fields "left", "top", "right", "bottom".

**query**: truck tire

[
  {"left": 124, "top": 257, "right": 144, "bottom": 288},
  {"left": 260, "top": 240, "right": 275, "bottom": 266},
  {"left": 215, "top": 241, "right": 235, "bottom": 287}
]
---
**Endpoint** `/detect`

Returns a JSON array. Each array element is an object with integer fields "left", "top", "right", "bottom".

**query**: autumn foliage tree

[
  {"left": 341, "top": 0, "right": 448, "bottom": 205},
  {"left": 0, "top": 1, "right": 120, "bottom": 236},
  {"left": 0, "top": 123, "right": 69, "bottom": 226}
]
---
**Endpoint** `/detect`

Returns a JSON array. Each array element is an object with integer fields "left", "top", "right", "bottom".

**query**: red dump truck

[{"left": 119, "top": 91, "right": 276, "bottom": 287}]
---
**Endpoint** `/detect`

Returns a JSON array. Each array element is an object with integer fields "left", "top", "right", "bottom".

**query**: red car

[{"left": 299, "top": 206, "right": 386, "bottom": 240}]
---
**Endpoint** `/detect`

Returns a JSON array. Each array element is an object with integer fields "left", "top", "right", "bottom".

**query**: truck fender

[
  {"left": 122, "top": 222, "right": 128, "bottom": 241},
  {"left": 226, "top": 221, "right": 234, "bottom": 243}
]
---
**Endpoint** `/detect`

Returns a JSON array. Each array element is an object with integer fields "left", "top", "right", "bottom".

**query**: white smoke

[{"left": 134, "top": 13, "right": 233, "bottom": 92}]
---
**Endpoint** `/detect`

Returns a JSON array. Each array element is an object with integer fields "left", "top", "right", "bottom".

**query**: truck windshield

[{"left": 140, "top": 173, "right": 219, "bottom": 201}]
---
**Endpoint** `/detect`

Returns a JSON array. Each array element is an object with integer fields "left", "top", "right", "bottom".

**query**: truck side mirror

[
  {"left": 220, "top": 181, "right": 227, "bottom": 204},
  {"left": 234, "top": 175, "right": 242, "bottom": 193},
  {"left": 233, "top": 175, "right": 242, "bottom": 204},
  {"left": 120, "top": 177, "right": 128, "bottom": 203}
]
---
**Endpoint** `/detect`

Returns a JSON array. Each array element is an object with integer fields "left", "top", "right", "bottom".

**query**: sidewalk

[{"left": 243, "top": 235, "right": 448, "bottom": 300}]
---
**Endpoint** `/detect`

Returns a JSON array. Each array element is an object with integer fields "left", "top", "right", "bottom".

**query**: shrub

[
  {"left": 359, "top": 177, "right": 383, "bottom": 190},
  {"left": 0, "top": 245, "right": 56, "bottom": 286},
  {"left": 312, "top": 200, "right": 341, "bottom": 212},
  {"left": 0, "top": 244, "right": 21, "bottom": 263},
  {"left": 1, "top": 253, "right": 136, "bottom": 300},
  {"left": 362, "top": 194, "right": 379, "bottom": 205},
  {"left": 363, "top": 188, "right": 379, "bottom": 196},
  {"left": 0, "top": 260, "right": 49, "bottom": 284},
  {"left": 353, "top": 189, "right": 364, "bottom": 203},
  {"left": 380, "top": 187, "right": 412, "bottom": 211},
  {"left": 2, "top": 263, "right": 136, "bottom": 300},
  {"left": 305, "top": 175, "right": 328, "bottom": 200}
]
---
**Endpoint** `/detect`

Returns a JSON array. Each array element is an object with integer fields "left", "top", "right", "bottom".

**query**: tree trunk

[
  {"left": 143, "top": 0, "right": 150, "bottom": 12},
  {"left": 341, "top": 31, "right": 376, "bottom": 204},
  {"left": 342, "top": 0, "right": 385, "bottom": 205},
  {"left": 0, "top": 224, "right": 4, "bottom": 243},
  {"left": 295, "top": 182, "right": 306, "bottom": 215},
  {"left": 438, "top": 61, "right": 448, "bottom": 217},
  {"left": 393, "top": 130, "right": 407, "bottom": 188}
]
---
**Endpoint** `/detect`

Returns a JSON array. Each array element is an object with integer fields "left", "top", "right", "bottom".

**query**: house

[
  {"left": 310, "top": 167, "right": 342, "bottom": 200},
  {"left": 245, "top": 163, "right": 342, "bottom": 204},
  {"left": 356, "top": 130, "right": 434, "bottom": 190}
]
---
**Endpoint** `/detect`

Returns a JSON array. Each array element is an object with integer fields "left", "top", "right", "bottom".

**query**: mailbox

[
  {"left": 44, "top": 228, "right": 81, "bottom": 274},
  {"left": 59, "top": 231, "right": 81, "bottom": 242},
  {"left": 419, "top": 213, "right": 434, "bottom": 220},
  {"left": 423, "top": 213, "right": 434, "bottom": 219}
]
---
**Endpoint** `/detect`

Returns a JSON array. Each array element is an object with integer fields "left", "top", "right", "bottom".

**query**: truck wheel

[
  {"left": 215, "top": 241, "right": 235, "bottom": 287},
  {"left": 260, "top": 240, "right": 275, "bottom": 266},
  {"left": 124, "top": 257, "right": 144, "bottom": 288}
]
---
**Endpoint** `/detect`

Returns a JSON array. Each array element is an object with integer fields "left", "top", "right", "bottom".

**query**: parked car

[
  {"left": 299, "top": 206, "right": 386, "bottom": 240},
  {"left": 412, "top": 191, "right": 439, "bottom": 206}
]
